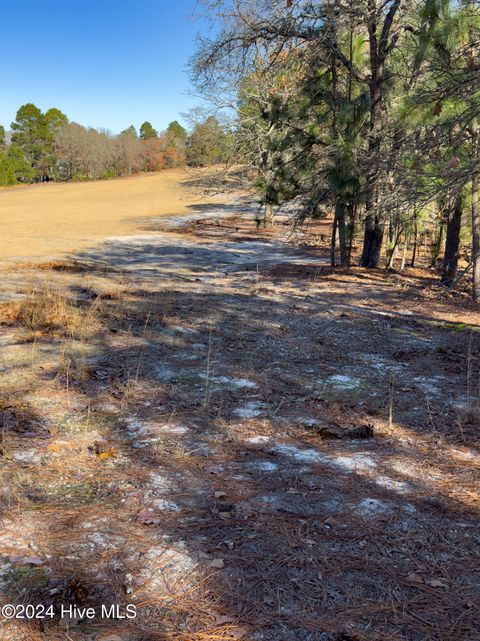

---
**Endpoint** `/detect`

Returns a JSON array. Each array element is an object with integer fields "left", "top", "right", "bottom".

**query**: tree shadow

[{"left": 0, "top": 223, "right": 479, "bottom": 640}]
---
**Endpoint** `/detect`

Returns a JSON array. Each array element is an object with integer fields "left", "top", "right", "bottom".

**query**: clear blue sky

[{"left": 0, "top": 0, "right": 206, "bottom": 134}]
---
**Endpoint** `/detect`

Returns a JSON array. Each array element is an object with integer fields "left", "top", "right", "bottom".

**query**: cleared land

[
  {"left": 0, "top": 180, "right": 478, "bottom": 641},
  {"left": 0, "top": 169, "right": 222, "bottom": 259}
]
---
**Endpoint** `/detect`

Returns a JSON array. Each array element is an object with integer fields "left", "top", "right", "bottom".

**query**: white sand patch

[
  {"left": 87, "top": 532, "right": 112, "bottom": 549},
  {"left": 157, "top": 424, "right": 189, "bottom": 435},
  {"left": 299, "top": 417, "right": 320, "bottom": 427},
  {"left": 199, "top": 373, "right": 257, "bottom": 389},
  {"left": 272, "top": 444, "right": 376, "bottom": 472},
  {"left": 125, "top": 417, "right": 149, "bottom": 434},
  {"left": 354, "top": 498, "right": 390, "bottom": 517},
  {"left": 272, "top": 444, "right": 415, "bottom": 495},
  {"left": 245, "top": 435, "right": 271, "bottom": 444},
  {"left": 126, "top": 418, "right": 189, "bottom": 442},
  {"left": 100, "top": 402, "right": 119, "bottom": 413},
  {"left": 325, "top": 374, "right": 362, "bottom": 390},
  {"left": 334, "top": 453, "right": 377, "bottom": 472},
  {"left": 233, "top": 401, "right": 264, "bottom": 418},
  {"left": 375, "top": 474, "right": 411, "bottom": 493},
  {"left": 272, "top": 444, "right": 329, "bottom": 464},
  {"left": 142, "top": 545, "right": 197, "bottom": 592},
  {"left": 173, "top": 353, "right": 200, "bottom": 360},
  {"left": 149, "top": 473, "right": 174, "bottom": 491},
  {"left": 13, "top": 450, "right": 41, "bottom": 465},
  {"left": 248, "top": 461, "right": 278, "bottom": 472},
  {"left": 153, "top": 499, "right": 181, "bottom": 511},
  {"left": 358, "top": 353, "right": 406, "bottom": 373}
]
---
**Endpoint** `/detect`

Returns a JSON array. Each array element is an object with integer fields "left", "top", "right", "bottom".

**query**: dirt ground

[{"left": 0, "top": 176, "right": 478, "bottom": 641}]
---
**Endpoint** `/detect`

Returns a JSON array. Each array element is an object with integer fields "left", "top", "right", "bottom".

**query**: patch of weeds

[
  {"left": 453, "top": 322, "right": 479, "bottom": 333},
  {"left": 52, "top": 481, "right": 102, "bottom": 505},
  {"left": 27, "top": 481, "right": 104, "bottom": 507},
  {"left": 425, "top": 319, "right": 479, "bottom": 334},
  {"left": 4, "top": 564, "right": 50, "bottom": 595},
  {"left": 394, "top": 327, "right": 424, "bottom": 338}
]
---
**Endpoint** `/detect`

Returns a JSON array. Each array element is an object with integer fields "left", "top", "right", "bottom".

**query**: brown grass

[
  {"left": 0, "top": 288, "right": 101, "bottom": 339},
  {"left": 9, "top": 259, "right": 121, "bottom": 274},
  {"left": 0, "top": 168, "right": 229, "bottom": 260}
]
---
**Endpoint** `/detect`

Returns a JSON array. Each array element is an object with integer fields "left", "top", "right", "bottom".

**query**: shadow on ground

[{"left": 0, "top": 206, "right": 478, "bottom": 641}]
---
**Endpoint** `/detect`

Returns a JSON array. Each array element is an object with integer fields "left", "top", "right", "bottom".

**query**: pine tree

[
  {"left": 186, "top": 117, "right": 232, "bottom": 166},
  {"left": 166, "top": 121, "right": 187, "bottom": 142},
  {"left": 139, "top": 121, "right": 158, "bottom": 140},
  {"left": 120, "top": 125, "right": 138, "bottom": 138},
  {"left": 11, "top": 103, "right": 67, "bottom": 181}
]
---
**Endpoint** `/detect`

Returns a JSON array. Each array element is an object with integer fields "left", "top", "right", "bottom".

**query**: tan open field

[{"left": 0, "top": 168, "right": 213, "bottom": 260}]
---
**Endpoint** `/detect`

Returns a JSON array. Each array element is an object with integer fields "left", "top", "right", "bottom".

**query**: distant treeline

[{"left": 0, "top": 104, "right": 233, "bottom": 185}]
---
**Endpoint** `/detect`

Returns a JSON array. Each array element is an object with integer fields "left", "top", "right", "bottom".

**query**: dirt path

[{"left": 0, "top": 201, "right": 478, "bottom": 641}]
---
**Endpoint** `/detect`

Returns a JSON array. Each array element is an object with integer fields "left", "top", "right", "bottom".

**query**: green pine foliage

[
  {"left": 139, "top": 121, "right": 158, "bottom": 140},
  {"left": 10, "top": 103, "right": 67, "bottom": 182},
  {"left": 186, "top": 116, "right": 233, "bottom": 166}
]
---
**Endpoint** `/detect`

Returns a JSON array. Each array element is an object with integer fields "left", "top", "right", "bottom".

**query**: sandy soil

[
  {"left": 0, "top": 197, "right": 478, "bottom": 641},
  {"left": 0, "top": 169, "right": 224, "bottom": 260}
]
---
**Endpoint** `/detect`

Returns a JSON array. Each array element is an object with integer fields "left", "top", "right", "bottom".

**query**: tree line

[
  {"left": 192, "top": 0, "right": 480, "bottom": 303},
  {"left": 0, "top": 104, "right": 233, "bottom": 185}
]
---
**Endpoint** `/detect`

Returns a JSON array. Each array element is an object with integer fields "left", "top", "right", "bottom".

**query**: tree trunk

[
  {"left": 360, "top": 212, "right": 384, "bottom": 267},
  {"left": 360, "top": 49, "right": 383, "bottom": 268},
  {"left": 430, "top": 219, "right": 445, "bottom": 267},
  {"left": 360, "top": 124, "right": 384, "bottom": 266},
  {"left": 386, "top": 228, "right": 401, "bottom": 270},
  {"left": 346, "top": 202, "right": 355, "bottom": 267},
  {"left": 336, "top": 201, "right": 348, "bottom": 266},
  {"left": 441, "top": 194, "right": 464, "bottom": 286},
  {"left": 400, "top": 232, "right": 409, "bottom": 271},
  {"left": 330, "top": 209, "right": 338, "bottom": 267},
  {"left": 411, "top": 209, "right": 418, "bottom": 268},
  {"left": 264, "top": 202, "right": 274, "bottom": 228},
  {"left": 359, "top": 0, "right": 401, "bottom": 268},
  {"left": 472, "top": 174, "right": 480, "bottom": 302}
]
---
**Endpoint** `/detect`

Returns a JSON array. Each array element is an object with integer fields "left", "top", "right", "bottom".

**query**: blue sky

[{"left": 0, "top": 0, "right": 207, "bottom": 134}]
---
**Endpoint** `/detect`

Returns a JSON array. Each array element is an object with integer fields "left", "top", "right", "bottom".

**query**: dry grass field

[{"left": 0, "top": 169, "right": 220, "bottom": 260}]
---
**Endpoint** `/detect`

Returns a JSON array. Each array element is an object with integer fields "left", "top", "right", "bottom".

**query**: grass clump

[
  {"left": 0, "top": 288, "right": 101, "bottom": 339},
  {"left": 10, "top": 259, "right": 121, "bottom": 274}
]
